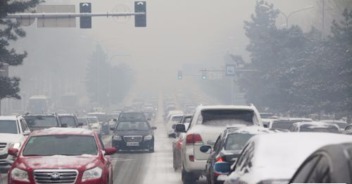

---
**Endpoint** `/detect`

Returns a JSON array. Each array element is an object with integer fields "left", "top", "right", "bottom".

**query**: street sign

[
  {"left": 134, "top": 1, "right": 146, "bottom": 27},
  {"left": 37, "top": 5, "right": 76, "bottom": 28},
  {"left": 226, "top": 64, "right": 236, "bottom": 76},
  {"left": 80, "top": 2, "right": 92, "bottom": 28}
]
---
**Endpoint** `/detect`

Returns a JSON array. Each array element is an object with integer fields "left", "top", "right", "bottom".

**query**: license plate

[{"left": 126, "top": 142, "right": 139, "bottom": 146}]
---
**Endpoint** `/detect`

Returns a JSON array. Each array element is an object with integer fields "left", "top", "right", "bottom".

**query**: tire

[{"left": 182, "top": 168, "right": 197, "bottom": 184}]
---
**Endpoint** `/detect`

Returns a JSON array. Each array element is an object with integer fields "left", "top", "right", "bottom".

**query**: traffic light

[
  {"left": 80, "top": 2, "right": 92, "bottom": 29},
  {"left": 201, "top": 70, "right": 207, "bottom": 80},
  {"left": 177, "top": 71, "right": 183, "bottom": 80},
  {"left": 135, "top": 1, "right": 146, "bottom": 27}
]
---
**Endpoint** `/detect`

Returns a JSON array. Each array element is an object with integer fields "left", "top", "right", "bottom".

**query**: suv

[
  {"left": 57, "top": 113, "right": 79, "bottom": 127},
  {"left": 23, "top": 114, "right": 62, "bottom": 131},
  {"left": 7, "top": 127, "right": 116, "bottom": 184},
  {"left": 0, "top": 115, "right": 30, "bottom": 173},
  {"left": 176, "top": 105, "right": 262, "bottom": 184}
]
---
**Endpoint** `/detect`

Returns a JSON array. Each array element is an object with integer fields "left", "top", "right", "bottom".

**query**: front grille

[
  {"left": 123, "top": 135, "right": 143, "bottom": 142},
  {"left": 34, "top": 169, "right": 78, "bottom": 184},
  {"left": 0, "top": 143, "right": 7, "bottom": 149}
]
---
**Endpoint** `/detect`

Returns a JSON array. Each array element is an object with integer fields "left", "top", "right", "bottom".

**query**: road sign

[
  {"left": 134, "top": 1, "right": 146, "bottom": 27},
  {"left": 37, "top": 5, "right": 76, "bottom": 28},
  {"left": 80, "top": 2, "right": 92, "bottom": 28},
  {"left": 226, "top": 64, "right": 236, "bottom": 76}
]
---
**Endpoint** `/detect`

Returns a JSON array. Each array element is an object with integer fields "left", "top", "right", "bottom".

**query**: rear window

[
  {"left": 0, "top": 120, "right": 18, "bottom": 134},
  {"left": 200, "top": 109, "right": 255, "bottom": 126},
  {"left": 171, "top": 116, "right": 183, "bottom": 122},
  {"left": 24, "top": 116, "right": 59, "bottom": 128},
  {"left": 59, "top": 116, "right": 77, "bottom": 127},
  {"left": 225, "top": 133, "right": 254, "bottom": 150}
]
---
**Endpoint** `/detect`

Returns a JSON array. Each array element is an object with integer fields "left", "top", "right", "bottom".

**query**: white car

[
  {"left": 167, "top": 113, "right": 184, "bottom": 137},
  {"left": 0, "top": 115, "right": 31, "bottom": 173},
  {"left": 178, "top": 104, "right": 262, "bottom": 184},
  {"left": 222, "top": 132, "right": 352, "bottom": 184}
]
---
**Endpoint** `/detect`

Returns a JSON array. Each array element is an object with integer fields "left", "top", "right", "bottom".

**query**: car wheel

[{"left": 182, "top": 168, "right": 197, "bottom": 184}]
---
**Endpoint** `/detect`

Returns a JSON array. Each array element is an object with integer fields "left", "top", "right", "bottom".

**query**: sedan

[{"left": 7, "top": 127, "right": 116, "bottom": 184}]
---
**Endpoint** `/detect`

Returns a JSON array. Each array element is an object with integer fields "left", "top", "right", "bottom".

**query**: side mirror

[
  {"left": 199, "top": 145, "right": 212, "bottom": 153},
  {"left": 151, "top": 126, "right": 157, "bottom": 130},
  {"left": 23, "top": 130, "right": 31, "bottom": 136},
  {"left": 8, "top": 148, "right": 19, "bottom": 157},
  {"left": 110, "top": 127, "right": 116, "bottom": 131},
  {"left": 175, "top": 124, "right": 186, "bottom": 133},
  {"left": 104, "top": 147, "right": 117, "bottom": 155},
  {"left": 263, "top": 123, "right": 269, "bottom": 128},
  {"left": 213, "top": 162, "right": 231, "bottom": 175}
]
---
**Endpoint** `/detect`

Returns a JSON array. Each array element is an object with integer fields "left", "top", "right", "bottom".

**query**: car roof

[
  {"left": 0, "top": 116, "right": 19, "bottom": 120},
  {"left": 226, "top": 126, "right": 272, "bottom": 135},
  {"left": 197, "top": 105, "right": 256, "bottom": 111},
  {"left": 247, "top": 132, "right": 352, "bottom": 180},
  {"left": 30, "top": 127, "right": 95, "bottom": 136}
]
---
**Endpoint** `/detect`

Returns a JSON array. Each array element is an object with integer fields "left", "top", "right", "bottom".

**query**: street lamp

[{"left": 279, "top": 6, "right": 314, "bottom": 28}]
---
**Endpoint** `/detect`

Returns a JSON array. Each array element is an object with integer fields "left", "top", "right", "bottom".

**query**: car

[
  {"left": 23, "top": 114, "right": 62, "bottom": 131},
  {"left": 57, "top": 113, "right": 79, "bottom": 127},
  {"left": 111, "top": 121, "right": 157, "bottom": 152},
  {"left": 176, "top": 104, "right": 262, "bottom": 184},
  {"left": 0, "top": 115, "right": 30, "bottom": 173},
  {"left": 265, "top": 117, "right": 313, "bottom": 131},
  {"left": 172, "top": 115, "right": 192, "bottom": 171},
  {"left": 289, "top": 142, "right": 352, "bottom": 184},
  {"left": 201, "top": 126, "right": 272, "bottom": 184},
  {"left": 222, "top": 133, "right": 352, "bottom": 184},
  {"left": 77, "top": 116, "right": 91, "bottom": 130},
  {"left": 321, "top": 119, "right": 348, "bottom": 131},
  {"left": 7, "top": 127, "right": 116, "bottom": 184},
  {"left": 167, "top": 113, "right": 184, "bottom": 137},
  {"left": 289, "top": 121, "right": 340, "bottom": 133}
]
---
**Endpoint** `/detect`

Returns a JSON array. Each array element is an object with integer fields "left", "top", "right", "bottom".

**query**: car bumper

[{"left": 112, "top": 140, "right": 153, "bottom": 150}]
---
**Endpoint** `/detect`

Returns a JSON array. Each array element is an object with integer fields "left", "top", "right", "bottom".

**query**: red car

[{"left": 7, "top": 127, "right": 116, "bottom": 184}]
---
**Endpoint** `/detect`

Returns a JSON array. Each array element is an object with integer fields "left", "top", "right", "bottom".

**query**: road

[{"left": 0, "top": 117, "right": 206, "bottom": 184}]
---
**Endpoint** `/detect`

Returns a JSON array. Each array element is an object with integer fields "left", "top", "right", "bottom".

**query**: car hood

[
  {"left": 0, "top": 133, "right": 24, "bottom": 143},
  {"left": 18, "top": 155, "right": 99, "bottom": 170},
  {"left": 114, "top": 130, "right": 152, "bottom": 136}
]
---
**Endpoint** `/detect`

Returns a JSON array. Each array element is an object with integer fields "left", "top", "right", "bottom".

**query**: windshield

[
  {"left": 116, "top": 121, "right": 150, "bottom": 131},
  {"left": 0, "top": 120, "right": 18, "bottom": 134},
  {"left": 225, "top": 133, "right": 254, "bottom": 150},
  {"left": 24, "top": 116, "right": 59, "bottom": 128},
  {"left": 23, "top": 135, "right": 98, "bottom": 156}
]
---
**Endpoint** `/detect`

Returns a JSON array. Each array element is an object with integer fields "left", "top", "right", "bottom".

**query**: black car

[
  {"left": 112, "top": 121, "right": 156, "bottom": 152},
  {"left": 289, "top": 142, "right": 352, "bottom": 184},
  {"left": 201, "top": 126, "right": 272, "bottom": 184},
  {"left": 23, "top": 114, "right": 62, "bottom": 131}
]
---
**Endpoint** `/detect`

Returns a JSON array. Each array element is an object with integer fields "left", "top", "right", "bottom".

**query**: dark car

[
  {"left": 201, "top": 126, "right": 272, "bottom": 184},
  {"left": 23, "top": 114, "right": 62, "bottom": 131},
  {"left": 289, "top": 142, "right": 352, "bottom": 184},
  {"left": 112, "top": 121, "right": 156, "bottom": 152}
]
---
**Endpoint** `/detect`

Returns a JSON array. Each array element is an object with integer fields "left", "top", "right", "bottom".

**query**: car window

[
  {"left": 23, "top": 135, "right": 98, "bottom": 156},
  {"left": 306, "top": 155, "right": 331, "bottom": 183},
  {"left": 59, "top": 116, "right": 77, "bottom": 127},
  {"left": 291, "top": 155, "right": 321, "bottom": 183},
  {"left": 116, "top": 121, "right": 150, "bottom": 131},
  {"left": 25, "top": 116, "right": 59, "bottom": 128},
  {"left": 200, "top": 110, "right": 255, "bottom": 126},
  {"left": 0, "top": 120, "right": 18, "bottom": 134},
  {"left": 213, "top": 136, "right": 221, "bottom": 153},
  {"left": 225, "top": 133, "right": 254, "bottom": 150}
]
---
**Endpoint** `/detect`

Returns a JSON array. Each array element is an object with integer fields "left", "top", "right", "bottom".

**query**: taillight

[
  {"left": 186, "top": 134, "right": 203, "bottom": 144},
  {"left": 215, "top": 156, "right": 224, "bottom": 163}
]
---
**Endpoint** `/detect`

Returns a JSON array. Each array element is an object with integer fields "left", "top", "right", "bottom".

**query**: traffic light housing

[
  {"left": 80, "top": 2, "right": 92, "bottom": 29},
  {"left": 135, "top": 1, "right": 146, "bottom": 27},
  {"left": 178, "top": 71, "right": 183, "bottom": 80}
]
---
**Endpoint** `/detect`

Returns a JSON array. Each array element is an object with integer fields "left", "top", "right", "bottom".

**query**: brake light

[
  {"left": 186, "top": 134, "right": 203, "bottom": 144},
  {"left": 216, "top": 156, "right": 224, "bottom": 163}
]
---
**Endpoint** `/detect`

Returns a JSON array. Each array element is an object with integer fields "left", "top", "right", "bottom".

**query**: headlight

[
  {"left": 11, "top": 168, "right": 29, "bottom": 182},
  {"left": 144, "top": 135, "right": 153, "bottom": 140},
  {"left": 112, "top": 135, "right": 122, "bottom": 141},
  {"left": 82, "top": 167, "right": 102, "bottom": 181}
]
